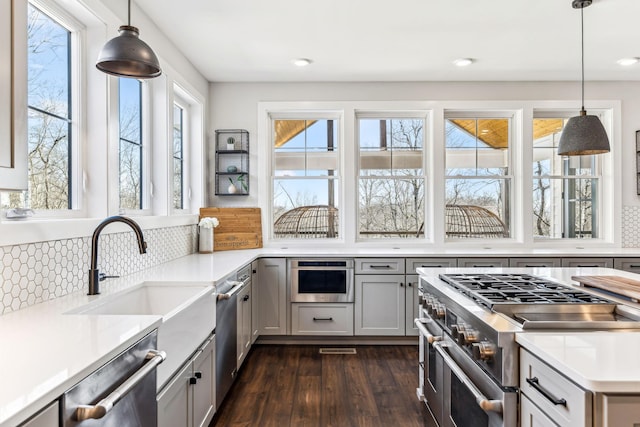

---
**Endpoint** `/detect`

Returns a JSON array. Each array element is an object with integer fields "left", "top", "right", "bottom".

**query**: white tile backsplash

[
  {"left": 623, "top": 206, "right": 640, "bottom": 248},
  {"left": 0, "top": 224, "right": 197, "bottom": 314}
]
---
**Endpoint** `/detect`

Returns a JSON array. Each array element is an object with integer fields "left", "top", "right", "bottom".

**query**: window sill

[{"left": 0, "top": 214, "right": 198, "bottom": 247}]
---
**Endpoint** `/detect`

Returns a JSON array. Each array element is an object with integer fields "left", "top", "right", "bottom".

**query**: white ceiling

[{"left": 134, "top": 0, "right": 640, "bottom": 83}]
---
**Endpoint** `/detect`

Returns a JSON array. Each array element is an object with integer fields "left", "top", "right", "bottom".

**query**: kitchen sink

[{"left": 67, "top": 281, "right": 216, "bottom": 389}]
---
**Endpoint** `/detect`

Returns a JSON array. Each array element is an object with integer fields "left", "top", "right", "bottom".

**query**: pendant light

[
  {"left": 96, "top": 0, "right": 162, "bottom": 79},
  {"left": 557, "top": 0, "right": 610, "bottom": 156}
]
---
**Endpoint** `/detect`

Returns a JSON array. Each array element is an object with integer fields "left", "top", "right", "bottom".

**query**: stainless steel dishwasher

[
  {"left": 62, "top": 330, "right": 166, "bottom": 427},
  {"left": 215, "top": 273, "right": 245, "bottom": 410}
]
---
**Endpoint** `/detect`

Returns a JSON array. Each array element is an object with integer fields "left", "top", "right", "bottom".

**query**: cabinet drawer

[
  {"left": 457, "top": 257, "right": 509, "bottom": 268},
  {"left": 614, "top": 258, "right": 640, "bottom": 274},
  {"left": 561, "top": 257, "right": 613, "bottom": 268},
  {"left": 520, "top": 349, "right": 591, "bottom": 427},
  {"left": 406, "top": 258, "right": 457, "bottom": 274},
  {"left": 520, "top": 394, "right": 557, "bottom": 427},
  {"left": 291, "top": 303, "right": 354, "bottom": 336},
  {"left": 509, "top": 257, "right": 562, "bottom": 268},
  {"left": 356, "top": 258, "right": 405, "bottom": 274}
]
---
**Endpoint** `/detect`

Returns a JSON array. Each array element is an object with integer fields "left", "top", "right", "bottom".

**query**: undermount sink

[{"left": 67, "top": 281, "right": 216, "bottom": 389}]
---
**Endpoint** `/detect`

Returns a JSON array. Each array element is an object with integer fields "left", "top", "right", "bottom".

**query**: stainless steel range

[{"left": 415, "top": 270, "right": 640, "bottom": 427}]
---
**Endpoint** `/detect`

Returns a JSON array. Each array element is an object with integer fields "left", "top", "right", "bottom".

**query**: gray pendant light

[
  {"left": 557, "top": 0, "right": 610, "bottom": 156},
  {"left": 96, "top": 0, "right": 161, "bottom": 79}
]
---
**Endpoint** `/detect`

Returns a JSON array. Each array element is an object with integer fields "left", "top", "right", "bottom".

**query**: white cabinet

[
  {"left": 0, "top": 0, "right": 27, "bottom": 190},
  {"left": 17, "top": 401, "right": 58, "bottom": 427},
  {"left": 236, "top": 281, "right": 251, "bottom": 369},
  {"left": 291, "top": 303, "right": 354, "bottom": 335},
  {"left": 521, "top": 394, "right": 557, "bottom": 427},
  {"left": 355, "top": 274, "right": 405, "bottom": 335},
  {"left": 256, "top": 258, "right": 287, "bottom": 335},
  {"left": 158, "top": 335, "right": 216, "bottom": 427}
]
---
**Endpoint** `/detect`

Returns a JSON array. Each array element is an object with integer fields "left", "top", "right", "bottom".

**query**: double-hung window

[
  {"left": 271, "top": 118, "right": 340, "bottom": 239},
  {"left": 444, "top": 114, "right": 513, "bottom": 239},
  {"left": 532, "top": 114, "right": 602, "bottom": 239},
  {"left": 172, "top": 102, "right": 185, "bottom": 209},
  {"left": 118, "top": 78, "right": 143, "bottom": 210},
  {"left": 357, "top": 115, "right": 426, "bottom": 239},
  {"left": 1, "top": 3, "right": 74, "bottom": 211}
]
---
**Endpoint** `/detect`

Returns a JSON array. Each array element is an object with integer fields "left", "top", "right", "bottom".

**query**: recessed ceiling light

[
  {"left": 292, "top": 58, "right": 312, "bottom": 67},
  {"left": 617, "top": 57, "right": 639, "bottom": 66},
  {"left": 453, "top": 58, "right": 474, "bottom": 67}
]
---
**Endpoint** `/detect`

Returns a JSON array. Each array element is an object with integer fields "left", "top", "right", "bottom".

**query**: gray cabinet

[
  {"left": 613, "top": 258, "right": 640, "bottom": 274},
  {"left": 236, "top": 282, "right": 251, "bottom": 369},
  {"left": 355, "top": 274, "right": 405, "bottom": 336},
  {"left": 405, "top": 258, "right": 457, "bottom": 274},
  {"left": 561, "top": 257, "right": 614, "bottom": 268},
  {"left": 291, "top": 303, "right": 354, "bottom": 335},
  {"left": 405, "top": 274, "right": 420, "bottom": 336},
  {"left": 250, "top": 260, "right": 259, "bottom": 344},
  {"left": 256, "top": 258, "right": 287, "bottom": 335},
  {"left": 157, "top": 335, "right": 216, "bottom": 427},
  {"left": 356, "top": 258, "right": 405, "bottom": 274},
  {"left": 18, "top": 401, "right": 58, "bottom": 427},
  {"left": 458, "top": 257, "right": 509, "bottom": 268},
  {"left": 0, "top": 0, "right": 27, "bottom": 190},
  {"left": 509, "top": 257, "right": 562, "bottom": 267}
]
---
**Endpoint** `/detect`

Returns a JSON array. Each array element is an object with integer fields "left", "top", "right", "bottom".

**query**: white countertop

[
  {"left": 516, "top": 331, "right": 640, "bottom": 392},
  {"left": 3, "top": 248, "right": 640, "bottom": 426}
]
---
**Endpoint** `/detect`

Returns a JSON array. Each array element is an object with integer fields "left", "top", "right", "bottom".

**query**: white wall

[{"left": 208, "top": 80, "right": 640, "bottom": 208}]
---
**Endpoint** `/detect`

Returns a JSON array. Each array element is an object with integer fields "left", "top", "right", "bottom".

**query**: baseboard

[{"left": 254, "top": 335, "right": 418, "bottom": 345}]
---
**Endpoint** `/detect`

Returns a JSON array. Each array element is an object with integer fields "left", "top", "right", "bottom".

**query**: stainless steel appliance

[
  {"left": 289, "top": 259, "right": 354, "bottom": 303},
  {"left": 415, "top": 271, "right": 640, "bottom": 427},
  {"left": 215, "top": 271, "right": 249, "bottom": 410},
  {"left": 62, "top": 330, "right": 165, "bottom": 427}
]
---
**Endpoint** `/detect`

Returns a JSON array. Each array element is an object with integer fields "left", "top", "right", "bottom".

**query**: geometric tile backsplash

[
  {"left": 622, "top": 205, "right": 640, "bottom": 248},
  {"left": 0, "top": 224, "right": 197, "bottom": 315}
]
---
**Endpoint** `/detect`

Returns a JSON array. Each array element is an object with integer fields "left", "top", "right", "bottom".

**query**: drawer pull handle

[
  {"left": 313, "top": 317, "right": 333, "bottom": 321},
  {"left": 630, "top": 265, "right": 640, "bottom": 268},
  {"left": 370, "top": 265, "right": 391, "bottom": 269},
  {"left": 576, "top": 265, "right": 599, "bottom": 267},
  {"left": 526, "top": 377, "right": 567, "bottom": 406}
]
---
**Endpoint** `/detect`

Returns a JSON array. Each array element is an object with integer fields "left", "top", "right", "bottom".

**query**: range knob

[
  {"left": 458, "top": 329, "right": 478, "bottom": 346},
  {"left": 450, "top": 323, "right": 466, "bottom": 340},
  {"left": 472, "top": 341, "right": 496, "bottom": 361},
  {"left": 431, "top": 303, "right": 446, "bottom": 319}
]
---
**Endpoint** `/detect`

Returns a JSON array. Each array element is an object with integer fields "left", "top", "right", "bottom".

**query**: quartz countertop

[
  {"left": 4, "top": 247, "right": 640, "bottom": 426},
  {"left": 516, "top": 331, "right": 640, "bottom": 392}
]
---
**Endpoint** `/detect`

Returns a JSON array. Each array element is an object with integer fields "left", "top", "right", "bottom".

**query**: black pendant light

[
  {"left": 96, "top": 0, "right": 162, "bottom": 79},
  {"left": 557, "top": 0, "right": 610, "bottom": 156}
]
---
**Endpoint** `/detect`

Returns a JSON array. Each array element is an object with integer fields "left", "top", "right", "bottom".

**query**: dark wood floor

[{"left": 210, "top": 344, "right": 432, "bottom": 427}]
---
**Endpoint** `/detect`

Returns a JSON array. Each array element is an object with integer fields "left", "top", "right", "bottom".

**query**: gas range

[{"left": 418, "top": 271, "right": 640, "bottom": 388}]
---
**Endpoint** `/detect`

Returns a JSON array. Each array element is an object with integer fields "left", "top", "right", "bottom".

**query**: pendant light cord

[
  {"left": 580, "top": 5, "right": 585, "bottom": 112},
  {"left": 127, "top": 0, "right": 131, "bottom": 27}
]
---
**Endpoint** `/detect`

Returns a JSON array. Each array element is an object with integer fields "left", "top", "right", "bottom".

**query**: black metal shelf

[{"left": 214, "top": 129, "right": 250, "bottom": 196}]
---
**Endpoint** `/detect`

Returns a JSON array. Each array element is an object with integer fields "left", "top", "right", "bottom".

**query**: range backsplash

[{"left": 0, "top": 224, "right": 197, "bottom": 315}]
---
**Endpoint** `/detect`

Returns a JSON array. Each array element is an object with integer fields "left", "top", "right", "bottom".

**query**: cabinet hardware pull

[
  {"left": 190, "top": 377, "right": 197, "bottom": 385},
  {"left": 400, "top": 283, "right": 404, "bottom": 287},
  {"left": 313, "top": 317, "right": 333, "bottom": 321},
  {"left": 75, "top": 350, "right": 166, "bottom": 420},
  {"left": 370, "top": 265, "right": 391, "bottom": 269},
  {"left": 525, "top": 377, "right": 567, "bottom": 406},
  {"left": 630, "top": 265, "right": 640, "bottom": 268},
  {"left": 243, "top": 295, "right": 250, "bottom": 301},
  {"left": 407, "top": 282, "right": 413, "bottom": 287},
  {"left": 195, "top": 371, "right": 202, "bottom": 379},
  {"left": 576, "top": 265, "right": 598, "bottom": 267}
]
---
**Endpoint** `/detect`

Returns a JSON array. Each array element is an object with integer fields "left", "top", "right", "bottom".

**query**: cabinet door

[
  {"left": 458, "top": 257, "right": 509, "bottom": 268},
  {"left": 0, "top": 0, "right": 27, "bottom": 190},
  {"left": 355, "top": 274, "right": 405, "bottom": 335},
  {"left": 614, "top": 258, "right": 640, "bottom": 274},
  {"left": 250, "top": 261, "right": 259, "bottom": 344},
  {"left": 520, "top": 394, "right": 557, "bottom": 427},
  {"left": 157, "top": 361, "right": 192, "bottom": 427},
  {"left": 256, "top": 258, "right": 287, "bottom": 335},
  {"left": 193, "top": 338, "right": 216, "bottom": 427},
  {"left": 405, "top": 274, "right": 419, "bottom": 336},
  {"left": 237, "top": 284, "right": 251, "bottom": 369},
  {"left": 18, "top": 401, "right": 58, "bottom": 427}
]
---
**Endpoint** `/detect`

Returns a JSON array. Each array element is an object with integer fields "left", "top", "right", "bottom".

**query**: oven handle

[
  {"left": 414, "top": 318, "right": 441, "bottom": 344},
  {"left": 433, "top": 342, "right": 503, "bottom": 414}
]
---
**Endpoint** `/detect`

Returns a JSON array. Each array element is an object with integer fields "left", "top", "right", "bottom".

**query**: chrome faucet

[{"left": 88, "top": 215, "right": 147, "bottom": 295}]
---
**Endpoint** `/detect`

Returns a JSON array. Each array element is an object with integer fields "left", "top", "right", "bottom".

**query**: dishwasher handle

[{"left": 74, "top": 349, "right": 166, "bottom": 421}]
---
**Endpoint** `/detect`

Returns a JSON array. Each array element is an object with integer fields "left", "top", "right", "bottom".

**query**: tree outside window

[{"left": 118, "top": 78, "right": 142, "bottom": 210}]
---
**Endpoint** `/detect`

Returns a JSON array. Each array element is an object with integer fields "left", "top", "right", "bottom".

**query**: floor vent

[{"left": 319, "top": 348, "right": 357, "bottom": 355}]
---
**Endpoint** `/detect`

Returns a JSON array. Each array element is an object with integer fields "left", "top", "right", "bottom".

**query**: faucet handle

[{"left": 98, "top": 273, "right": 120, "bottom": 281}]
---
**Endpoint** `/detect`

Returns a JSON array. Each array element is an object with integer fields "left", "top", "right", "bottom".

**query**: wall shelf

[{"left": 215, "top": 129, "right": 249, "bottom": 196}]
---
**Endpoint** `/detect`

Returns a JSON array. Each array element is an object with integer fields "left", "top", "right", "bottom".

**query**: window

[
  {"left": 271, "top": 118, "right": 339, "bottom": 239},
  {"left": 444, "top": 115, "right": 512, "bottom": 239},
  {"left": 172, "top": 102, "right": 184, "bottom": 209},
  {"left": 532, "top": 115, "right": 602, "bottom": 239},
  {"left": 357, "top": 116, "right": 425, "bottom": 239},
  {"left": 1, "top": 3, "right": 73, "bottom": 210},
  {"left": 118, "top": 78, "right": 143, "bottom": 210}
]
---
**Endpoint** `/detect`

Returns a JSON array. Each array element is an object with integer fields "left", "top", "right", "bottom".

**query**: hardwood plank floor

[{"left": 210, "top": 344, "right": 433, "bottom": 427}]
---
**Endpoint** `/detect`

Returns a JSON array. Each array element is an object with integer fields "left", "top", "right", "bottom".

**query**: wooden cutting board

[
  {"left": 199, "top": 207, "right": 262, "bottom": 251},
  {"left": 571, "top": 275, "right": 640, "bottom": 301}
]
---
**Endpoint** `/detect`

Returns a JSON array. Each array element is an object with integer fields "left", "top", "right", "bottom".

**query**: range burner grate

[{"left": 439, "top": 273, "right": 611, "bottom": 308}]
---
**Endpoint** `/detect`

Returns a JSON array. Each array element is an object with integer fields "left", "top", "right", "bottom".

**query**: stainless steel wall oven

[{"left": 289, "top": 259, "right": 354, "bottom": 303}]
